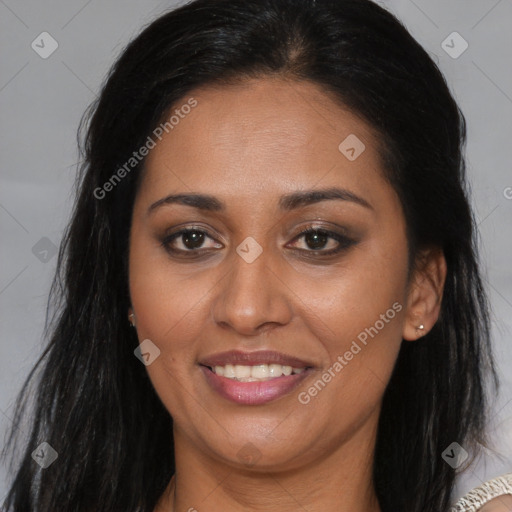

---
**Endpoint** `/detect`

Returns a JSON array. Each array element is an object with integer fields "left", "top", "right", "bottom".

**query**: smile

[
  {"left": 198, "top": 350, "right": 315, "bottom": 405},
  {"left": 210, "top": 363, "right": 306, "bottom": 381}
]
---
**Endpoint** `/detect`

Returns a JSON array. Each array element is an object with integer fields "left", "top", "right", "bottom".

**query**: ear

[{"left": 402, "top": 246, "right": 447, "bottom": 341}]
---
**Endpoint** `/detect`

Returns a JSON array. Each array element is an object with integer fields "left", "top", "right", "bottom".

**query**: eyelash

[
  {"left": 292, "top": 226, "right": 356, "bottom": 255},
  {"left": 161, "top": 225, "right": 356, "bottom": 258}
]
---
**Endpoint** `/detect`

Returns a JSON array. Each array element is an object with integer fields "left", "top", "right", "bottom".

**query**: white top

[{"left": 452, "top": 473, "right": 512, "bottom": 511}]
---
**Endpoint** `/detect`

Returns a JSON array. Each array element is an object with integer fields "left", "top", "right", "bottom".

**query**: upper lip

[{"left": 199, "top": 350, "right": 314, "bottom": 368}]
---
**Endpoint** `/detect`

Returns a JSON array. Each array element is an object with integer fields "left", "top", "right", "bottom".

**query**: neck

[{"left": 156, "top": 416, "right": 381, "bottom": 512}]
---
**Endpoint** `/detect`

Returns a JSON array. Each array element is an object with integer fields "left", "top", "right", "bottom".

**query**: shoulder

[{"left": 451, "top": 473, "right": 512, "bottom": 512}]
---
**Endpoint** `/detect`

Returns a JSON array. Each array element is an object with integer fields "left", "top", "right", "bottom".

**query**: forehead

[{"left": 139, "top": 77, "right": 389, "bottom": 209}]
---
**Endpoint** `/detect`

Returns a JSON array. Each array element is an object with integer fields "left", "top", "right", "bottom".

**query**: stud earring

[
  {"left": 128, "top": 312, "right": 136, "bottom": 327},
  {"left": 416, "top": 324, "right": 424, "bottom": 333}
]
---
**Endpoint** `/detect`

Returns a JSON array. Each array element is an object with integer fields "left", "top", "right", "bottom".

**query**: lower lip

[{"left": 200, "top": 365, "right": 312, "bottom": 405}]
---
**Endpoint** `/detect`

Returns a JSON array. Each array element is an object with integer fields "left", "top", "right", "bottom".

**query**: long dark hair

[{"left": 1, "top": 0, "right": 497, "bottom": 510}]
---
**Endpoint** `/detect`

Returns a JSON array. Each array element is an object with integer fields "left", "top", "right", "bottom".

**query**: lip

[
  {"left": 199, "top": 350, "right": 315, "bottom": 405},
  {"left": 200, "top": 365, "right": 313, "bottom": 405},
  {"left": 198, "top": 350, "right": 313, "bottom": 368}
]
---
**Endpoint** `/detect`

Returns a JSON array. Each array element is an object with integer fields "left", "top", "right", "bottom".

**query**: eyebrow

[{"left": 147, "top": 186, "right": 373, "bottom": 214}]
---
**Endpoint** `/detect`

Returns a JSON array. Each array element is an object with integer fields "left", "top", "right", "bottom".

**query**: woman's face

[{"left": 129, "top": 77, "right": 413, "bottom": 471}]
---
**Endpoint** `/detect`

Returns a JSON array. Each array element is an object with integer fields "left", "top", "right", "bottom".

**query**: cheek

[
  {"left": 128, "top": 220, "right": 217, "bottom": 342},
  {"left": 293, "top": 299, "right": 404, "bottom": 440},
  {"left": 129, "top": 280, "right": 216, "bottom": 379},
  {"left": 128, "top": 234, "right": 218, "bottom": 409},
  {"left": 129, "top": 268, "right": 211, "bottom": 423},
  {"left": 298, "top": 287, "right": 404, "bottom": 403},
  {"left": 295, "top": 237, "right": 408, "bottom": 343},
  {"left": 292, "top": 239, "right": 408, "bottom": 410}
]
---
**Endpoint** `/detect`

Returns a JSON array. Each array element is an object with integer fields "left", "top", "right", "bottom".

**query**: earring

[
  {"left": 128, "top": 312, "right": 136, "bottom": 327},
  {"left": 416, "top": 324, "right": 424, "bottom": 333}
]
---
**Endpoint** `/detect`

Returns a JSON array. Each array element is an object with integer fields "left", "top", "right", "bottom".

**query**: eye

[
  {"left": 288, "top": 226, "right": 356, "bottom": 255},
  {"left": 162, "top": 228, "right": 223, "bottom": 255},
  {"left": 161, "top": 225, "right": 356, "bottom": 258}
]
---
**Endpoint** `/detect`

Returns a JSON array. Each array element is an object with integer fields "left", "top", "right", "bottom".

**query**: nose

[{"left": 212, "top": 243, "right": 293, "bottom": 336}]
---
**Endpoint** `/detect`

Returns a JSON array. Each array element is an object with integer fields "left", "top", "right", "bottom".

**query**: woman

[{"left": 1, "top": 0, "right": 510, "bottom": 510}]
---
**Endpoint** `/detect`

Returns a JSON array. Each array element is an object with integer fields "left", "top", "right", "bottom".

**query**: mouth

[
  {"left": 205, "top": 363, "right": 307, "bottom": 381},
  {"left": 198, "top": 351, "right": 315, "bottom": 405}
]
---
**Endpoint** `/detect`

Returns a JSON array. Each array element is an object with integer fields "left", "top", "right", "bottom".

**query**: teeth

[
  {"left": 212, "top": 364, "right": 306, "bottom": 381},
  {"left": 252, "top": 364, "right": 269, "bottom": 379},
  {"left": 224, "top": 364, "right": 236, "bottom": 378},
  {"left": 235, "top": 365, "right": 252, "bottom": 378},
  {"left": 268, "top": 364, "right": 282, "bottom": 377}
]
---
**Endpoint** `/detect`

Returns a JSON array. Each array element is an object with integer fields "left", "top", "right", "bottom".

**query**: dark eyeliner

[
  {"left": 161, "top": 227, "right": 217, "bottom": 256},
  {"left": 160, "top": 226, "right": 356, "bottom": 258},
  {"left": 291, "top": 226, "right": 357, "bottom": 256}
]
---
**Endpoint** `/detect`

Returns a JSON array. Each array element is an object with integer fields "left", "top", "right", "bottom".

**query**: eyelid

[
  {"left": 286, "top": 224, "right": 356, "bottom": 254},
  {"left": 160, "top": 225, "right": 222, "bottom": 253},
  {"left": 160, "top": 222, "right": 358, "bottom": 257}
]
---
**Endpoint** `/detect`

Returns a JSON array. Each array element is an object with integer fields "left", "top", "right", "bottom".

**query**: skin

[
  {"left": 481, "top": 496, "right": 512, "bottom": 511},
  {"left": 128, "top": 77, "right": 446, "bottom": 512}
]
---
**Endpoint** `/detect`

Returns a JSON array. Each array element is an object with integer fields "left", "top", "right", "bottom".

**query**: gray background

[{"left": 0, "top": 0, "right": 511, "bottom": 506}]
